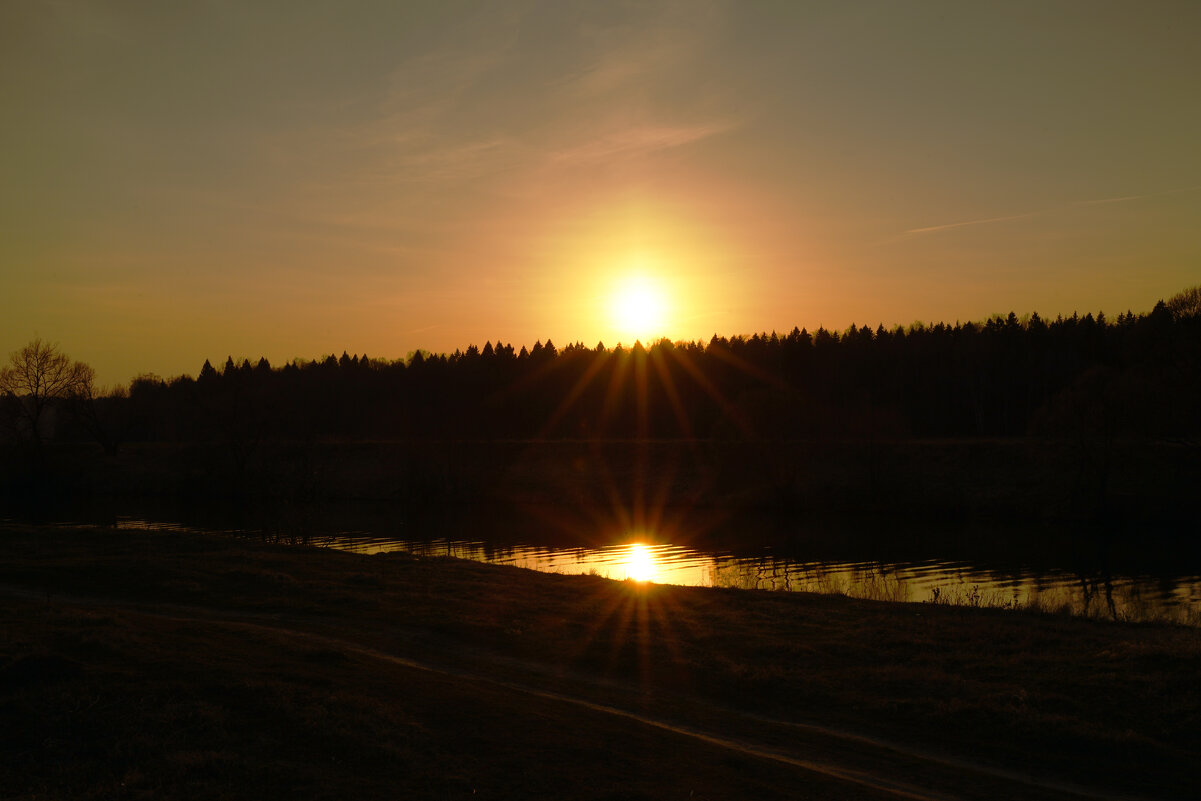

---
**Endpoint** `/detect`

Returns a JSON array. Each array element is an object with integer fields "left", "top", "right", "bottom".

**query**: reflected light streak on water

[{"left": 107, "top": 517, "right": 1201, "bottom": 625}]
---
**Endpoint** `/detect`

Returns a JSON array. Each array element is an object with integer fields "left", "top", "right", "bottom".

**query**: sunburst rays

[{"left": 506, "top": 336, "right": 766, "bottom": 562}]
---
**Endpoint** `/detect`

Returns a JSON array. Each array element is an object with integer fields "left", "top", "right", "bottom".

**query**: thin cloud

[
  {"left": 393, "top": 138, "right": 523, "bottom": 184},
  {"left": 286, "top": 0, "right": 734, "bottom": 206},
  {"left": 549, "top": 121, "right": 734, "bottom": 165},
  {"left": 553, "top": 0, "right": 723, "bottom": 98},
  {"left": 402, "top": 324, "right": 441, "bottom": 335}
]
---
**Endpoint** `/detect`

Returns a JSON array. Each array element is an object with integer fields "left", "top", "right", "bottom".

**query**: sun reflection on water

[{"left": 623, "top": 543, "right": 657, "bottom": 582}]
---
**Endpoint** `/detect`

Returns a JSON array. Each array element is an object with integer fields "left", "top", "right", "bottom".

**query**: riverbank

[{"left": 3, "top": 525, "right": 1199, "bottom": 800}]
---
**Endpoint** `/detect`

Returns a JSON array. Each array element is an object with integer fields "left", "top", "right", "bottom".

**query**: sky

[{"left": 2, "top": 0, "right": 1199, "bottom": 386}]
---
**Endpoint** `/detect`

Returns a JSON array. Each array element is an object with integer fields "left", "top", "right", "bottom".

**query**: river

[{"left": 104, "top": 513, "right": 1201, "bottom": 626}]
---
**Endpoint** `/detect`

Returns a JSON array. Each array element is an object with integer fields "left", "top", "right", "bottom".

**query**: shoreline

[{"left": 32, "top": 516, "right": 1201, "bottom": 627}]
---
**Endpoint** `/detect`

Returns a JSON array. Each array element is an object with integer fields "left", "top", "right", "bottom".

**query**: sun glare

[
  {"left": 624, "top": 543, "right": 658, "bottom": 582},
  {"left": 609, "top": 273, "right": 669, "bottom": 344}
]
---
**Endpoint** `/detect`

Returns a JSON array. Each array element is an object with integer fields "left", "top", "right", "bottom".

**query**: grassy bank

[{"left": 2, "top": 525, "right": 1199, "bottom": 799}]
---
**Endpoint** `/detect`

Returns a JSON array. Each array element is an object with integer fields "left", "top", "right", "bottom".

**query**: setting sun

[{"left": 609, "top": 274, "right": 670, "bottom": 344}]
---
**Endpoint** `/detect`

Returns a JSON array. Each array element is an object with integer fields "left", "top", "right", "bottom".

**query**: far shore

[{"left": 6, "top": 437, "right": 1199, "bottom": 553}]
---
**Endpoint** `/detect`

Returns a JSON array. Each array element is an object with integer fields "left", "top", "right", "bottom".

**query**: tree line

[{"left": 3, "top": 289, "right": 1200, "bottom": 455}]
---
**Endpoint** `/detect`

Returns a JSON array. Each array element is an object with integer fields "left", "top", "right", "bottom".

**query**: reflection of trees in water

[
  {"left": 1076, "top": 570, "right": 1117, "bottom": 620},
  {"left": 710, "top": 557, "right": 782, "bottom": 591},
  {"left": 713, "top": 556, "right": 794, "bottom": 591},
  {"left": 703, "top": 554, "right": 1200, "bottom": 624},
  {"left": 708, "top": 558, "right": 908, "bottom": 601}
]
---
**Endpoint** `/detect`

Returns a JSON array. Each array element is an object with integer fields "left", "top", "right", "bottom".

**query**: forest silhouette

[
  {"left": 60, "top": 296, "right": 1201, "bottom": 444},
  {"left": 2, "top": 290, "right": 1199, "bottom": 539}
]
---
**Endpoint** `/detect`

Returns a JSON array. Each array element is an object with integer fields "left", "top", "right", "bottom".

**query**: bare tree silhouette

[{"left": 0, "top": 338, "right": 93, "bottom": 451}]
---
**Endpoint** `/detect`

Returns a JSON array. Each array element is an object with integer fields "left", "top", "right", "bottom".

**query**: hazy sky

[{"left": 3, "top": 0, "right": 1199, "bottom": 385}]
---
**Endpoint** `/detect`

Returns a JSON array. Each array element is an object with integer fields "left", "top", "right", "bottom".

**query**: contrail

[
  {"left": 904, "top": 184, "right": 1201, "bottom": 236},
  {"left": 905, "top": 211, "right": 1040, "bottom": 235},
  {"left": 1075, "top": 195, "right": 1145, "bottom": 205}
]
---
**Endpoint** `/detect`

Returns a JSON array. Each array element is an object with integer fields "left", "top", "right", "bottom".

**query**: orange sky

[{"left": 3, "top": 1, "right": 1199, "bottom": 386}]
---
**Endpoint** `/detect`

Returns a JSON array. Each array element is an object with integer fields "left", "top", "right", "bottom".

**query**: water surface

[{"left": 112, "top": 516, "right": 1201, "bottom": 625}]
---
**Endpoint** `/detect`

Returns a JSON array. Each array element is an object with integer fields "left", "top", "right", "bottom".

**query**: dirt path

[{"left": 221, "top": 619, "right": 1156, "bottom": 801}]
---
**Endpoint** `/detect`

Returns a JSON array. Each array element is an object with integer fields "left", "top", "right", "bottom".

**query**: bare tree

[
  {"left": 1165, "top": 284, "right": 1201, "bottom": 320},
  {"left": 0, "top": 338, "right": 93, "bottom": 448}
]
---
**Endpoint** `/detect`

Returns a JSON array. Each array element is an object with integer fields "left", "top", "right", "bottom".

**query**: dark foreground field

[{"left": 2, "top": 526, "right": 1199, "bottom": 800}]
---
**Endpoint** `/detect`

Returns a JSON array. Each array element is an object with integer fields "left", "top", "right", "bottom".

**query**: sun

[{"left": 609, "top": 274, "right": 669, "bottom": 344}]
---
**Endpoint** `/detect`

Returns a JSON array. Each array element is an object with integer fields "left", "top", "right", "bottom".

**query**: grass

[{"left": 2, "top": 524, "right": 1200, "bottom": 800}]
